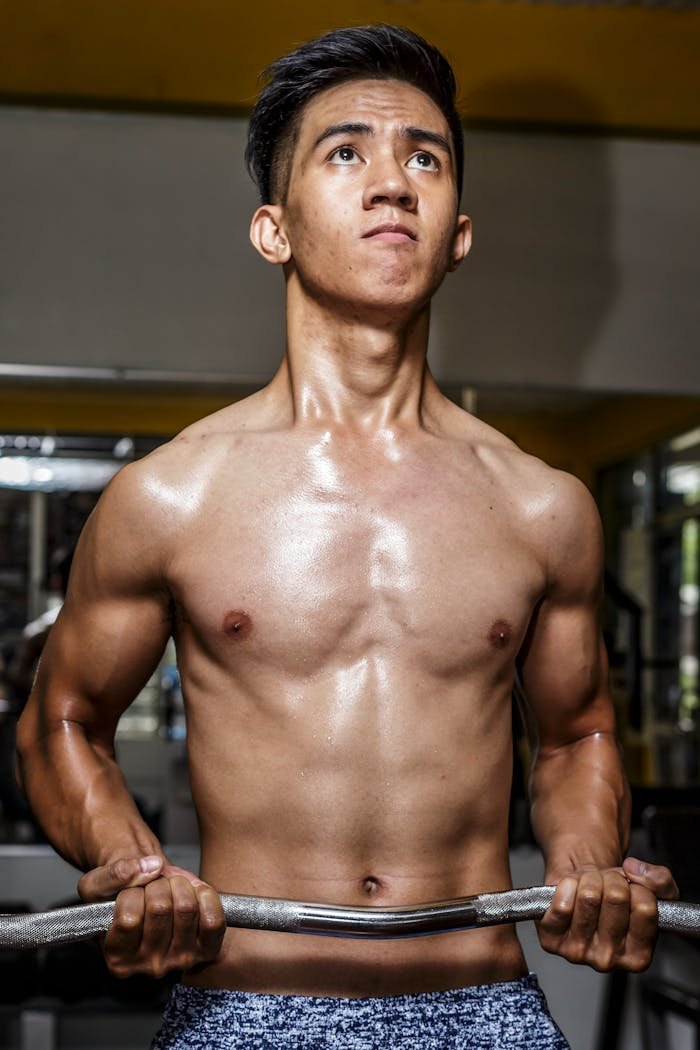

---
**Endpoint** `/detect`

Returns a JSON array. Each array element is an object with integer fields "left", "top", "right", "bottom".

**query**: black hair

[{"left": 246, "top": 24, "right": 463, "bottom": 206}]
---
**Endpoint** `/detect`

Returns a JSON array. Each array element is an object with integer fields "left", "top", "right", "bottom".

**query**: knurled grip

[
  {"left": 657, "top": 899, "right": 700, "bottom": 934},
  {"left": 220, "top": 894, "right": 304, "bottom": 934},
  {"left": 0, "top": 900, "right": 114, "bottom": 949},
  {"left": 474, "top": 885, "right": 557, "bottom": 925}
]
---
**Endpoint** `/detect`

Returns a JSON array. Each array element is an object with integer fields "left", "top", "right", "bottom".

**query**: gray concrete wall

[{"left": 0, "top": 106, "right": 698, "bottom": 394}]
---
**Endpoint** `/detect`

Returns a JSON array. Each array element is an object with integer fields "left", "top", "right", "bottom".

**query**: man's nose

[{"left": 362, "top": 155, "right": 417, "bottom": 211}]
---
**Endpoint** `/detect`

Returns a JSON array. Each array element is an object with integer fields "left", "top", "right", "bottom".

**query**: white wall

[{"left": 0, "top": 106, "right": 698, "bottom": 393}]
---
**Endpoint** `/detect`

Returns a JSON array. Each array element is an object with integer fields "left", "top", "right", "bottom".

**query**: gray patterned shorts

[{"left": 151, "top": 973, "right": 570, "bottom": 1048}]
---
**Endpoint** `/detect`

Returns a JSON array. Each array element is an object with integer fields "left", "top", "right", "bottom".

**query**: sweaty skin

[{"left": 17, "top": 78, "right": 676, "bottom": 995}]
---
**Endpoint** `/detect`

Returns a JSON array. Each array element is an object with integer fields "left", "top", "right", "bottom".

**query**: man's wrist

[
  {"left": 543, "top": 839, "right": 624, "bottom": 882},
  {"left": 91, "top": 830, "right": 164, "bottom": 870}
]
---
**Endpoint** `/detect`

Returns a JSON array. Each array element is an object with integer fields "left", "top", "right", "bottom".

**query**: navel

[
  {"left": 222, "top": 610, "right": 252, "bottom": 639},
  {"left": 362, "top": 876, "right": 383, "bottom": 897},
  {"left": 488, "top": 619, "right": 511, "bottom": 649}
]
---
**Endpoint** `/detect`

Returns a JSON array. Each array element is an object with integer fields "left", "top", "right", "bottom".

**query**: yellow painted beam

[
  {"left": 0, "top": 1, "right": 698, "bottom": 132},
  {"left": 3, "top": 387, "right": 698, "bottom": 490},
  {"left": 568, "top": 396, "right": 700, "bottom": 466},
  {"left": 482, "top": 396, "right": 700, "bottom": 485},
  {"left": 0, "top": 386, "right": 235, "bottom": 436}
]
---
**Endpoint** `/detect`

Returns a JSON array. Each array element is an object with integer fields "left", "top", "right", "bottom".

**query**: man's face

[{"left": 252, "top": 78, "right": 471, "bottom": 319}]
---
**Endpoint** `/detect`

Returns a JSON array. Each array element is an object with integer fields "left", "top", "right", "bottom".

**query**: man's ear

[
  {"left": 249, "top": 205, "right": 292, "bottom": 265},
  {"left": 448, "top": 214, "right": 472, "bottom": 272}
]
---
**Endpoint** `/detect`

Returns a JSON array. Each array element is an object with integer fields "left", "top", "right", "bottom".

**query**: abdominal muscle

[
  {"left": 181, "top": 679, "right": 528, "bottom": 996},
  {"left": 187, "top": 850, "right": 528, "bottom": 996}
]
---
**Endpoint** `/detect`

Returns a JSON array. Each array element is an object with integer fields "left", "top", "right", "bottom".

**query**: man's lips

[{"left": 362, "top": 223, "right": 417, "bottom": 243}]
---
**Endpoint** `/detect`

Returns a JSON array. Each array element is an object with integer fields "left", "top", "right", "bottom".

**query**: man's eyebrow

[
  {"left": 400, "top": 126, "right": 452, "bottom": 158},
  {"left": 312, "top": 121, "right": 453, "bottom": 162},
  {"left": 313, "top": 122, "right": 373, "bottom": 149}
]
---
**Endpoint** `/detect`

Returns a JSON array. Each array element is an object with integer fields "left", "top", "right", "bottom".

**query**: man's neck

[{"left": 266, "top": 295, "right": 444, "bottom": 433}]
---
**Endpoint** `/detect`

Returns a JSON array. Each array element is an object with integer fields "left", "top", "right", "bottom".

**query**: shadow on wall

[{"left": 431, "top": 77, "right": 619, "bottom": 389}]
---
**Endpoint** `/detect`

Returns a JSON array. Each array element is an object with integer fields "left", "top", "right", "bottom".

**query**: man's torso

[{"left": 145, "top": 396, "right": 555, "bottom": 994}]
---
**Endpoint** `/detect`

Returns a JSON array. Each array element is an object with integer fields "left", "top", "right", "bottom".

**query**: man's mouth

[{"left": 362, "top": 223, "right": 417, "bottom": 243}]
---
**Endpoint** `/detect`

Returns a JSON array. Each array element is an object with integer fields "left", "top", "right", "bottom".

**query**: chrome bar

[{"left": 1, "top": 886, "right": 699, "bottom": 950}]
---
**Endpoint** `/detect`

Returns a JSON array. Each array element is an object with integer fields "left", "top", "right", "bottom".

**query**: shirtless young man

[{"left": 17, "top": 24, "right": 678, "bottom": 1050}]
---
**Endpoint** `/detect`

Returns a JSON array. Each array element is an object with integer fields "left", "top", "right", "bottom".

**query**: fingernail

[
  {"left": 625, "top": 857, "right": 645, "bottom": 876},
  {"left": 191, "top": 879, "right": 205, "bottom": 887},
  {"left": 140, "top": 855, "right": 162, "bottom": 874}
]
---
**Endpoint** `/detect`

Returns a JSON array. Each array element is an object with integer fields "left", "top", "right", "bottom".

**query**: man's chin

[
  {"left": 357, "top": 279, "right": 442, "bottom": 318},
  {"left": 295, "top": 269, "right": 439, "bottom": 323},
  {"left": 353, "top": 268, "right": 436, "bottom": 302},
  {"left": 338, "top": 291, "right": 432, "bottom": 328}
]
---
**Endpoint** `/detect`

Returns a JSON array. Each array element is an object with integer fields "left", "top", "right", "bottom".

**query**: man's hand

[
  {"left": 537, "top": 857, "right": 679, "bottom": 973},
  {"left": 78, "top": 855, "right": 226, "bottom": 979}
]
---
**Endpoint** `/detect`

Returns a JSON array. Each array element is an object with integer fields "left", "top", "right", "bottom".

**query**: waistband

[{"left": 175, "top": 972, "right": 544, "bottom": 1008}]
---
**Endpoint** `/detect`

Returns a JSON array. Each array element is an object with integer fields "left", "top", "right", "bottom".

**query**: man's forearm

[
  {"left": 17, "top": 717, "right": 162, "bottom": 872},
  {"left": 528, "top": 730, "right": 631, "bottom": 880}
]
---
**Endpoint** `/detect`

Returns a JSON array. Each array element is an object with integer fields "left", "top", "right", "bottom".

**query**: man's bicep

[
  {"left": 517, "top": 475, "right": 615, "bottom": 749},
  {"left": 27, "top": 469, "right": 173, "bottom": 745},
  {"left": 517, "top": 595, "right": 614, "bottom": 751},
  {"left": 35, "top": 592, "right": 171, "bottom": 742}
]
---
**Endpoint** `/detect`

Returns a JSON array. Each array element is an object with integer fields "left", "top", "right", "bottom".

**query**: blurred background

[{"left": 0, "top": 2, "right": 699, "bottom": 1048}]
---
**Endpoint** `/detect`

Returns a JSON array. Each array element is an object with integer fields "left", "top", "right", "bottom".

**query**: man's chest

[{"left": 169, "top": 456, "right": 546, "bottom": 676}]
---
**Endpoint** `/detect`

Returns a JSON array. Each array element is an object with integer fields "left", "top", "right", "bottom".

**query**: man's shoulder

[
  {"left": 447, "top": 407, "right": 597, "bottom": 527},
  {"left": 112, "top": 394, "right": 269, "bottom": 501},
  {"left": 447, "top": 408, "right": 549, "bottom": 484},
  {"left": 81, "top": 398, "right": 266, "bottom": 580},
  {"left": 468, "top": 425, "right": 602, "bottom": 586},
  {"left": 164, "top": 392, "right": 271, "bottom": 458}
]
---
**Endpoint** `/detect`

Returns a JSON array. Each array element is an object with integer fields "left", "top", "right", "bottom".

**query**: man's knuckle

[
  {"left": 635, "top": 900, "right": 658, "bottom": 920},
  {"left": 108, "top": 961, "right": 131, "bottom": 980},
  {"left": 112, "top": 859, "right": 133, "bottom": 883},
  {"left": 199, "top": 911, "right": 223, "bottom": 932},
  {"left": 626, "top": 951, "right": 652, "bottom": 974},
  {"left": 104, "top": 946, "right": 138, "bottom": 974},
  {"left": 561, "top": 941, "right": 586, "bottom": 965},
  {"left": 593, "top": 949, "right": 616, "bottom": 972},
  {"left": 114, "top": 911, "right": 141, "bottom": 932},
  {"left": 174, "top": 899, "right": 197, "bottom": 919},
  {"left": 148, "top": 959, "right": 167, "bottom": 980},
  {"left": 149, "top": 899, "right": 173, "bottom": 919},
  {"left": 579, "top": 890, "right": 602, "bottom": 910}
]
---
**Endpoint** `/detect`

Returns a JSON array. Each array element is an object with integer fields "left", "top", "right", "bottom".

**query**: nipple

[
  {"left": 222, "top": 610, "right": 252, "bottom": 639},
  {"left": 488, "top": 620, "right": 511, "bottom": 649}
]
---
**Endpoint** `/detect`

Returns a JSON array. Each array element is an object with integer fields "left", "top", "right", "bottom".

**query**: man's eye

[
  {"left": 330, "top": 146, "right": 360, "bottom": 165},
  {"left": 407, "top": 152, "right": 439, "bottom": 171}
]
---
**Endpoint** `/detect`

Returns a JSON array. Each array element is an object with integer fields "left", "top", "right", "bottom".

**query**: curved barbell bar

[{"left": 1, "top": 886, "right": 699, "bottom": 951}]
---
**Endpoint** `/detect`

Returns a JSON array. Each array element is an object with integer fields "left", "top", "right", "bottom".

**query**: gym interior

[{"left": 0, "top": 4, "right": 699, "bottom": 1049}]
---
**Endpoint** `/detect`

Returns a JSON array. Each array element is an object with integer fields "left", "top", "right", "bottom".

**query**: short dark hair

[{"left": 246, "top": 24, "right": 463, "bottom": 206}]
